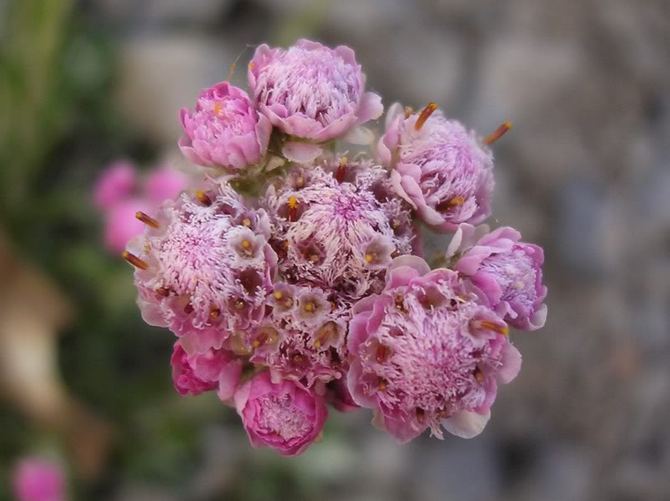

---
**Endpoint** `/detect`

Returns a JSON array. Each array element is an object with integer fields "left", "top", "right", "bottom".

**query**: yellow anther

[
  {"left": 288, "top": 195, "right": 298, "bottom": 209},
  {"left": 242, "top": 218, "right": 252, "bottom": 227},
  {"left": 304, "top": 302, "right": 316, "bottom": 313},
  {"left": 365, "top": 253, "right": 375, "bottom": 264},
  {"left": 273, "top": 291, "right": 283, "bottom": 300},
  {"left": 241, "top": 239, "right": 252, "bottom": 250}
]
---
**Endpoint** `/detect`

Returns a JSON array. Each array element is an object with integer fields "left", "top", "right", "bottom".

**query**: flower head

[
  {"left": 235, "top": 371, "right": 327, "bottom": 456},
  {"left": 13, "top": 457, "right": 65, "bottom": 501},
  {"left": 348, "top": 256, "right": 521, "bottom": 442},
  {"left": 262, "top": 164, "right": 413, "bottom": 304},
  {"left": 179, "top": 81, "right": 271, "bottom": 170},
  {"left": 128, "top": 180, "right": 276, "bottom": 345},
  {"left": 379, "top": 104, "right": 494, "bottom": 231},
  {"left": 248, "top": 39, "right": 382, "bottom": 142},
  {"left": 446, "top": 224, "right": 548, "bottom": 330},
  {"left": 93, "top": 160, "right": 136, "bottom": 211}
]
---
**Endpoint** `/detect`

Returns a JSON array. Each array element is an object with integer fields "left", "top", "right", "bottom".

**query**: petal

[
  {"left": 282, "top": 142, "right": 323, "bottom": 164},
  {"left": 498, "top": 343, "right": 522, "bottom": 384},
  {"left": 357, "top": 91, "right": 384, "bottom": 123},
  {"left": 442, "top": 410, "right": 491, "bottom": 439}
]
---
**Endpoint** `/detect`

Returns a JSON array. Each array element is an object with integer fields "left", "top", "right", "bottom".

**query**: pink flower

[
  {"left": 235, "top": 371, "right": 327, "bottom": 456},
  {"left": 93, "top": 160, "right": 136, "bottom": 211},
  {"left": 261, "top": 164, "right": 413, "bottom": 304},
  {"left": 379, "top": 103, "right": 494, "bottom": 231},
  {"left": 179, "top": 81, "right": 271, "bottom": 170},
  {"left": 94, "top": 162, "right": 189, "bottom": 253},
  {"left": 171, "top": 341, "right": 242, "bottom": 400},
  {"left": 347, "top": 256, "right": 522, "bottom": 443},
  {"left": 104, "top": 198, "right": 149, "bottom": 253},
  {"left": 446, "top": 224, "right": 548, "bottom": 330},
  {"left": 128, "top": 180, "right": 277, "bottom": 344},
  {"left": 248, "top": 39, "right": 383, "bottom": 145},
  {"left": 13, "top": 457, "right": 65, "bottom": 501},
  {"left": 144, "top": 166, "right": 189, "bottom": 205},
  {"left": 247, "top": 283, "right": 349, "bottom": 386}
]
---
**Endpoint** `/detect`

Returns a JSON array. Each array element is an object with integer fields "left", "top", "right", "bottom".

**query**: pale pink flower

[
  {"left": 379, "top": 104, "right": 494, "bottom": 231},
  {"left": 347, "top": 256, "right": 521, "bottom": 442},
  {"left": 12, "top": 457, "right": 65, "bottom": 501},
  {"left": 93, "top": 160, "right": 136, "bottom": 211},
  {"left": 261, "top": 164, "right": 413, "bottom": 304},
  {"left": 179, "top": 81, "right": 271, "bottom": 170},
  {"left": 235, "top": 371, "right": 327, "bottom": 456},
  {"left": 446, "top": 224, "right": 548, "bottom": 330},
  {"left": 248, "top": 39, "right": 382, "bottom": 152},
  {"left": 128, "top": 180, "right": 277, "bottom": 345}
]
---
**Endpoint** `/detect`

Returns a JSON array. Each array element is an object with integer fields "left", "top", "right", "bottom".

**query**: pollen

[
  {"left": 242, "top": 217, "right": 252, "bottom": 227},
  {"left": 303, "top": 301, "right": 316, "bottom": 313},
  {"left": 195, "top": 190, "right": 212, "bottom": 206},
  {"left": 415, "top": 102, "right": 438, "bottom": 130},
  {"left": 273, "top": 291, "right": 283, "bottom": 300},
  {"left": 213, "top": 101, "right": 223, "bottom": 116}
]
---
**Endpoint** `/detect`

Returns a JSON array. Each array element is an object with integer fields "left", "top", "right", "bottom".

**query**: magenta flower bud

[
  {"left": 128, "top": 180, "right": 277, "bottom": 342},
  {"left": 446, "top": 224, "right": 548, "bottom": 330},
  {"left": 179, "top": 81, "right": 271, "bottom": 170},
  {"left": 347, "top": 256, "right": 522, "bottom": 443},
  {"left": 234, "top": 371, "right": 327, "bottom": 456},
  {"left": 93, "top": 160, "right": 136, "bottom": 211},
  {"left": 13, "top": 457, "right": 65, "bottom": 501},
  {"left": 379, "top": 103, "right": 494, "bottom": 231},
  {"left": 171, "top": 341, "right": 242, "bottom": 400},
  {"left": 248, "top": 39, "right": 383, "bottom": 142}
]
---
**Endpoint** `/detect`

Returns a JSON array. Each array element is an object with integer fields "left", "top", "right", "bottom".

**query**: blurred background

[{"left": 1, "top": 0, "right": 669, "bottom": 499}]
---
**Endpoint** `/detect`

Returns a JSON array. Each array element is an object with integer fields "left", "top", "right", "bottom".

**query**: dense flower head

[
  {"left": 248, "top": 39, "right": 383, "bottom": 142},
  {"left": 121, "top": 38, "right": 547, "bottom": 456},
  {"left": 379, "top": 104, "right": 494, "bottom": 231},
  {"left": 235, "top": 371, "right": 327, "bottom": 456},
  {"left": 348, "top": 256, "right": 521, "bottom": 442},
  {"left": 262, "top": 163, "right": 414, "bottom": 304},
  {"left": 128, "top": 179, "right": 277, "bottom": 346},
  {"left": 12, "top": 457, "right": 65, "bottom": 501},
  {"left": 179, "top": 81, "right": 271, "bottom": 170},
  {"left": 447, "top": 224, "right": 548, "bottom": 330}
]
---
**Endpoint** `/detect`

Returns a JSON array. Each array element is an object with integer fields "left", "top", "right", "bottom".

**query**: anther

[
  {"left": 155, "top": 287, "right": 170, "bottom": 297},
  {"left": 415, "top": 102, "right": 438, "bottom": 130},
  {"left": 209, "top": 307, "right": 220, "bottom": 321},
  {"left": 135, "top": 211, "right": 159, "bottom": 229},
  {"left": 213, "top": 102, "right": 223, "bottom": 116},
  {"left": 303, "top": 302, "right": 316, "bottom": 313},
  {"left": 484, "top": 121, "right": 512, "bottom": 145},
  {"left": 195, "top": 190, "right": 212, "bottom": 206},
  {"left": 122, "top": 251, "right": 148, "bottom": 270},
  {"left": 234, "top": 299, "right": 245, "bottom": 310},
  {"left": 375, "top": 344, "right": 391, "bottom": 363},
  {"left": 287, "top": 195, "right": 299, "bottom": 222},
  {"left": 242, "top": 217, "right": 252, "bottom": 227},
  {"left": 273, "top": 291, "right": 283, "bottom": 300},
  {"left": 335, "top": 157, "right": 347, "bottom": 183},
  {"left": 474, "top": 367, "right": 485, "bottom": 384},
  {"left": 365, "top": 253, "right": 376, "bottom": 264}
]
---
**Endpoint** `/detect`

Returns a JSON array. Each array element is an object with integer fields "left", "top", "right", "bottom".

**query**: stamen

[
  {"left": 394, "top": 294, "right": 407, "bottom": 312},
  {"left": 234, "top": 299, "right": 245, "bottom": 310},
  {"left": 335, "top": 157, "right": 347, "bottom": 183},
  {"left": 242, "top": 217, "right": 252, "bottom": 227},
  {"left": 484, "top": 121, "right": 512, "bottom": 145},
  {"left": 415, "top": 102, "right": 438, "bottom": 130},
  {"left": 471, "top": 319, "right": 509, "bottom": 336},
  {"left": 473, "top": 367, "right": 485, "bottom": 384},
  {"left": 273, "top": 291, "right": 283, "bottom": 300},
  {"left": 309, "top": 254, "right": 320, "bottom": 263},
  {"left": 209, "top": 307, "right": 220, "bottom": 321},
  {"left": 240, "top": 239, "right": 253, "bottom": 255},
  {"left": 403, "top": 106, "right": 414, "bottom": 118},
  {"left": 375, "top": 344, "right": 391, "bottom": 363},
  {"left": 303, "top": 301, "right": 316, "bottom": 313},
  {"left": 195, "top": 190, "right": 212, "bottom": 206},
  {"left": 135, "top": 211, "right": 159, "bottom": 228},
  {"left": 287, "top": 195, "right": 299, "bottom": 222},
  {"left": 155, "top": 287, "right": 170, "bottom": 297},
  {"left": 122, "top": 251, "right": 148, "bottom": 270},
  {"left": 365, "top": 252, "right": 375, "bottom": 264},
  {"left": 213, "top": 101, "right": 223, "bottom": 116},
  {"left": 314, "top": 322, "right": 338, "bottom": 349}
]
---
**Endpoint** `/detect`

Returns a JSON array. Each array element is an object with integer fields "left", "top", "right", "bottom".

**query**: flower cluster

[{"left": 124, "top": 39, "right": 547, "bottom": 456}]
